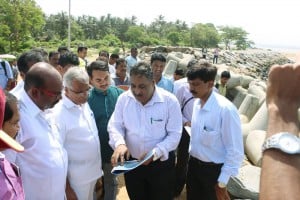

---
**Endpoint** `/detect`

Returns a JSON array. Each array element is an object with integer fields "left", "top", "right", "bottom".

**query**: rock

[
  {"left": 245, "top": 130, "right": 266, "bottom": 166},
  {"left": 227, "top": 165, "right": 260, "bottom": 200}
]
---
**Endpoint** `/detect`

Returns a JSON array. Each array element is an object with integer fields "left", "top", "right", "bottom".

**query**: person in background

[
  {"left": 0, "top": 58, "right": 14, "bottom": 91},
  {"left": 213, "top": 47, "right": 220, "bottom": 64},
  {"left": 151, "top": 53, "right": 174, "bottom": 93},
  {"left": 108, "top": 54, "right": 119, "bottom": 74},
  {"left": 111, "top": 58, "right": 130, "bottom": 88},
  {"left": 77, "top": 46, "right": 88, "bottom": 68},
  {"left": 53, "top": 67, "right": 102, "bottom": 200},
  {"left": 49, "top": 51, "right": 60, "bottom": 69},
  {"left": 0, "top": 89, "right": 25, "bottom": 200},
  {"left": 15, "top": 62, "right": 68, "bottom": 199},
  {"left": 215, "top": 71, "right": 231, "bottom": 97},
  {"left": 186, "top": 61, "right": 243, "bottom": 200},
  {"left": 259, "top": 63, "right": 300, "bottom": 199},
  {"left": 125, "top": 47, "right": 140, "bottom": 73},
  {"left": 58, "top": 46, "right": 69, "bottom": 55},
  {"left": 57, "top": 52, "right": 80, "bottom": 77},
  {"left": 173, "top": 69, "right": 185, "bottom": 82},
  {"left": 108, "top": 62, "right": 182, "bottom": 200},
  {"left": 87, "top": 61, "right": 123, "bottom": 200}
]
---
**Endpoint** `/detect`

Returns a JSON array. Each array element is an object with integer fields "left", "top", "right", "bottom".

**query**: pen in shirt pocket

[{"left": 150, "top": 117, "right": 163, "bottom": 124}]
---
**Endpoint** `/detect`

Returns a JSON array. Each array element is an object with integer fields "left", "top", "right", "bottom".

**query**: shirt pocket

[{"left": 199, "top": 130, "right": 221, "bottom": 147}]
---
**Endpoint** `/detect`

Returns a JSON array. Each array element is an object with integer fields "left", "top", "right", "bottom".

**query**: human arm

[
  {"left": 66, "top": 179, "right": 78, "bottom": 200},
  {"left": 259, "top": 63, "right": 300, "bottom": 200}
]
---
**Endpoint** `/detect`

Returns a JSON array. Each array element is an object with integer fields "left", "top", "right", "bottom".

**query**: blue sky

[{"left": 35, "top": 0, "right": 300, "bottom": 50}]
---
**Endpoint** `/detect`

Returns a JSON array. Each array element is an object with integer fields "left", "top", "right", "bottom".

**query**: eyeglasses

[
  {"left": 39, "top": 88, "right": 62, "bottom": 99},
  {"left": 68, "top": 86, "right": 91, "bottom": 96}
]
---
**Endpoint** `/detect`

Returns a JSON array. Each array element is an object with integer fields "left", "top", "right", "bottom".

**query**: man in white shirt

[
  {"left": 186, "top": 61, "right": 244, "bottom": 200},
  {"left": 52, "top": 67, "right": 102, "bottom": 200},
  {"left": 16, "top": 62, "right": 68, "bottom": 199},
  {"left": 108, "top": 62, "right": 182, "bottom": 200}
]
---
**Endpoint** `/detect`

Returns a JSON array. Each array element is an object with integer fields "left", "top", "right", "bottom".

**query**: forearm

[{"left": 260, "top": 105, "right": 300, "bottom": 199}]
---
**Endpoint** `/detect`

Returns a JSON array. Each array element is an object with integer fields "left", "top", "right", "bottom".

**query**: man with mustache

[
  {"left": 186, "top": 61, "right": 243, "bottom": 200},
  {"left": 108, "top": 62, "right": 182, "bottom": 200},
  {"left": 111, "top": 58, "right": 130, "bottom": 88},
  {"left": 87, "top": 61, "right": 123, "bottom": 200}
]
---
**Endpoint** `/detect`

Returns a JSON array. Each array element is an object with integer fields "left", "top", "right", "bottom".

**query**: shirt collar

[
  {"left": 199, "top": 90, "right": 217, "bottom": 111},
  {"left": 19, "top": 89, "right": 43, "bottom": 118},
  {"left": 61, "top": 93, "right": 81, "bottom": 109},
  {"left": 128, "top": 86, "right": 165, "bottom": 106}
]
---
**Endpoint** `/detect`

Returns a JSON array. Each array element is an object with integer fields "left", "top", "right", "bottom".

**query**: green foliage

[
  {"left": 218, "top": 26, "right": 252, "bottom": 50},
  {"left": 191, "top": 23, "right": 220, "bottom": 48},
  {"left": 167, "top": 32, "right": 181, "bottom": 46},
  {"left": 0, "top": 0, "right": 44, "bottom": 53}
]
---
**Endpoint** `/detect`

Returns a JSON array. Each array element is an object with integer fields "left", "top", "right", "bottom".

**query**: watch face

[{"left": 278, "top": 134, "right": 300, "bottom": 154}]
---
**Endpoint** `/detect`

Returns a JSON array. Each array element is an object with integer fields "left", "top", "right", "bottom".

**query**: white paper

[{"left": 111, "top": 149, "right": 155, "bottom": 175}]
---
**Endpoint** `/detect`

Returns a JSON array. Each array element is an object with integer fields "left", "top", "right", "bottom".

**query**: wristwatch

[{"left": 262, "top": 132, "right": 300, "bottom": 154}]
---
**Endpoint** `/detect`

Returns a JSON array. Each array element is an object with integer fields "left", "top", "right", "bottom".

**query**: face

[
  {"left": 79, "top": 49, "right": 87, "bottom": 59},
  {"left": 130, "top": 75, "right": 155, "bottom": 105},
  {"left": 116, "top": 62, "right": 127, "bottom": 77},
  {"left": 65, "top": 80, "right": 90, "bottom": 105},
  {"left": 36, "top": 77, "right": 63, "bottom": 110},
  {"left": 2, "top": 102, "right": 20, "bottom": 139},
  {"left": 188, "top": 78, "right": 214, "bottom": 101},
  {"left": 49, "top": 54, "right": 60, "bottom": 68},
  {"left": 220, "top": 77, "right": 229, "bottom": 86},
  {"left": 131, "top": 49, "right": 138, "bottom": 57},
  {"left": 90, "top": 70, "right": 110, "bottom": 91},
  {"left": 173, "top": 74, "right": 183, "bottom": 81},
  {"left": 151, "top": 60, "right": 165, "bottom": 78}
]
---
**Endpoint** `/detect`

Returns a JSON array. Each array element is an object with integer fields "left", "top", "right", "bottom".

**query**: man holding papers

[{"left": 108, "top": 61, "right": 182, "bottom": 200}]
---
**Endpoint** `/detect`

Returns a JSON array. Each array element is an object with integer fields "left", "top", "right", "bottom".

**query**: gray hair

[{"left": 63, "top": 67, "right": 89, "bottom": 88}]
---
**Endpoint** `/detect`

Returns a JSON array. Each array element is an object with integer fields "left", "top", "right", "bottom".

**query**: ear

[
  {"left": 29, "top": 87, "right": 40, "bottom": 100},
  {"left": 208, "top": 80, "right": 215, "bottom": 88}
]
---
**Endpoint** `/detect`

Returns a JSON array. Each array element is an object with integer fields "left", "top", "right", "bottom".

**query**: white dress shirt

[
  {"left": 175, "top": 82, "right": 194, "bottom": 124},
  {"left": 16, "top": 89, "right": 68, "bottom": 200},
  {"left": 52, "top": 95, "right": 102, "bottom": 185},
  {"left": 190, "top": 91, "right": 244, "bottom": 184},
  {"left": 108, "top": 87, "right": 182, "bottom": 161},
  {"left": 10, "top": 79, "right": 24, "bottom": 99}
]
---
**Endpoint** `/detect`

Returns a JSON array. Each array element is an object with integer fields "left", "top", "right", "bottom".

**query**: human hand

[
  {"left": 139, "top": 153, "right": 154, "bottom": 166},
  {"left": 111, "top": 144, "right": 130, "bottom": 166},
  {"left": 184, "top": 121, "right": 191, "bottom": 127},
  {"left": 267, "top": 64, "right": 300, "bottom": 111},
  {"left": 66, "top": 181, "right": 78, "bottom": 200},
  {"left": 214, "top": 184, "right": 230, "bottom": 200}
]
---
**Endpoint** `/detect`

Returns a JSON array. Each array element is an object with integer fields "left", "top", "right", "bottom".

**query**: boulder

[{"left": 245, "top": 130, "right": 266, "bottom": 166}]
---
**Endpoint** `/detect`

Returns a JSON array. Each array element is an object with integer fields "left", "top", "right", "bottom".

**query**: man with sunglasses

[{"left": 15, "top": 62, "right": 68, "bottom": 199}]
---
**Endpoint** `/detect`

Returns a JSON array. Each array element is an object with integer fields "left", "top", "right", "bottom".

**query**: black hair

[
  {"left": 186, "top": 61, "right": 217, "bottom": 82},
  {"left": 57, "top": 46, "right": 69, "bottom": 53},
  {"left": 58, "top": 52, "right": 79, "bottom": 68},
  {"left": 221, "top": 71, "right": 231, "bottom": 79},
  {"left": 174, "top": 69, "right": 185, "bottom": 76},
  {"left": 49, "top": 51, "right": 59, "bottom": 59},
  {"left": 77, "top": 46, "right": 88, "bottom": 53},
  {"left": 130, "top": 61, "right": 153, "bottom": 81},
  {"left": 3, "top": 92, "right": 18, "bottom": 124},
  {"left": 86, "top": 61, "right": 109, "bottom": 77},
  {"left": 110, "top": 53, "right": 119, "bottom": 59},
  {"left": 99, "top": 50, "right": 109, "bottom": 57},
  {"left": 150, "top": 53, "right": 166, "bottom": 64},
  {"left": 17, "top": 51, "right": 44, "bottom": 74},
  {"left": 116, "top": 58, "right": 126, "bottom": 68}
]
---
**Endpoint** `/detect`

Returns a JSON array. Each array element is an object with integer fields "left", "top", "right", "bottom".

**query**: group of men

[{"left": 0, "top": 46, "right": 244, "bottom": 200}]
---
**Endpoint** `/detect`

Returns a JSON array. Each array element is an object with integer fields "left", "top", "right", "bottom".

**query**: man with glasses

[
  {"left": 52, "top": 67, "right": 102, "bottom": 200},
  {"left": 87, "top": 61, "right": 123, "bottom": 200},
  {"left": 15, "top": 62, "right": 68, "bottom": 199}
]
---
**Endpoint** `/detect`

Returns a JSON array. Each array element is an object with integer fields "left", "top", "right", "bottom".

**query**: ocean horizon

[{"left": 254, "top": 43, "right": 300, "bottom": 52}]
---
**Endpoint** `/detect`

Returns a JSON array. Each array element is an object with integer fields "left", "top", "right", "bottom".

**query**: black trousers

[
  {"left": 186, "top": 156, "right": 223, "bottom": 200},
  {"left": 174, "top": 127, "right": 190, "bottom": 197},
  {"left": 124, "top": 152, "right": 175, "bottom": 200}
]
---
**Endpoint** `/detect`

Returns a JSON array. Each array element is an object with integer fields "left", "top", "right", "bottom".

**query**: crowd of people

[{"left": 0, "top": 46, "right": 299, "bottom": 200}]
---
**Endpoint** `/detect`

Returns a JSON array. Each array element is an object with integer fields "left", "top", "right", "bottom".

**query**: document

[
  {"left": 111, "top": 149, "right": 155, "bottom": 175},
  {"left": 184, "top": 126, "right": 191, "bottom": 136}
]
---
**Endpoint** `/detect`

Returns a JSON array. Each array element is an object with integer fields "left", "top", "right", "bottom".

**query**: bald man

[{"left": 15, "top": 62, "right": 68, "bottom": 199}]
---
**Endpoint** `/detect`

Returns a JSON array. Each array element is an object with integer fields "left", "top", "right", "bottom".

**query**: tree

[
  {"left": 218, "top": 26, "right": 253, "bottom": 50},
  {"left": 167, "top": 32, "right": 181, "bottom": 46},
  {"left": 0, "top": 0, "right": 45, "bottom": 52},
  {"left": 190, "top": 23, "right": 220, "bottom": 48},
  {"left": 125, "top": 26, "right": 147, "bottom": 46}
]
